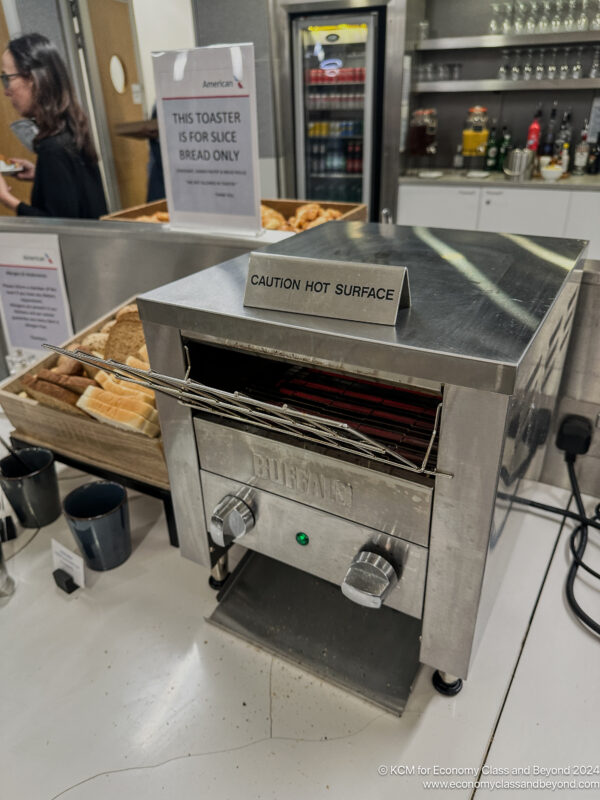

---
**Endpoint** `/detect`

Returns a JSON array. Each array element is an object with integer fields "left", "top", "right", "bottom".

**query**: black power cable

[{"left": 500, "top": 414, "right": 599, "bottom": 636}]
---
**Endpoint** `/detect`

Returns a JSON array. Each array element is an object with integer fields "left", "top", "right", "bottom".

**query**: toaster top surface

[{"left": 139, "top": 223, "right": 587, "bottom": 394}]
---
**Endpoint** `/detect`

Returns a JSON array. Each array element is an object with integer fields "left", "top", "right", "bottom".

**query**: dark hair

[{"left": 8, "top": 33, "right": 98, "bottom": 164}]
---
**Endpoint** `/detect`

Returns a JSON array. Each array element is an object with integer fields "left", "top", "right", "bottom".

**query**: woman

[{"left": 0, "top": 33, "right": 106, "bottom": 218}]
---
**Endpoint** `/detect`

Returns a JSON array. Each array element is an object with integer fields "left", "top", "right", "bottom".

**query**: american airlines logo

[{"left": 252, "top": 451, "right": 353, "bottom": 508}]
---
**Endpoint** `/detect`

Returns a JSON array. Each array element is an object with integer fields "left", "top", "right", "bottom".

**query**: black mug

[
  {"left": 0, "top": 447, "right": 61, "bottom": 528},
  {"left": 63, "top": 481, "right": 131, "bottom": 571}
]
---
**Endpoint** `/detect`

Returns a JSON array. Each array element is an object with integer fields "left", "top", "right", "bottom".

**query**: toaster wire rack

[{"left": 44, "top": 345, "right": 444, "bottom": 477}]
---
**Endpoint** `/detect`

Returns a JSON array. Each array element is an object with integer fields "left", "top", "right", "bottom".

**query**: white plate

[
  {"left": 418, "top": 170, "right": 443, "bottom": 179},
  {"left": 0, "top": 162, "right": 23, "bottom": 174},
  {"left": 466, "top": 170, "right": 490, "bottom": 179}
]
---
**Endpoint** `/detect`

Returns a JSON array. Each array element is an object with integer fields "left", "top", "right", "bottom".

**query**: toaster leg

[
  {"left": 208, "top": 552, "right": 230, "bottom": 590},
  {"left": 432, "top": 670, "right": 463, "bottom": 696}
]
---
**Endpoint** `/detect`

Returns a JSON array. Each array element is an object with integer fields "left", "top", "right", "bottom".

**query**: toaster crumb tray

[{"left": 207, "top": 551, "right": 422, "bottom": 715}]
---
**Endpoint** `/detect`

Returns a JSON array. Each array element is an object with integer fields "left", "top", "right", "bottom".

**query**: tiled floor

[{"left": 1, "top": 445, "right": 599, "bottom": 799}]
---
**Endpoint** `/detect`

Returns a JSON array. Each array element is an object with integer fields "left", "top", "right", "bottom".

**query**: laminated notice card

[
  {"left": 0, "top": 232, "right": 73, "bottom": 359},
  {"left": 153, "top": 43, "right": 260, "bottom": 233}
]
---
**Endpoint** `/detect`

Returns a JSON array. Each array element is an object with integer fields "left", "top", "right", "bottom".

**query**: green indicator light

[{"left": 295, "top": 532, "right": 310, "bottom": 546}]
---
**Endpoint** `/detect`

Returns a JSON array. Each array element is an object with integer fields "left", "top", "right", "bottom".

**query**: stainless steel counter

[{"left": 139, "top": 222, "right": 587, "bottom": 395}]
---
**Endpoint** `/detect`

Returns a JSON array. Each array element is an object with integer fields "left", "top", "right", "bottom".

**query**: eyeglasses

[{"left": 1, "top": 73, "right": 21, "bottom": 89}]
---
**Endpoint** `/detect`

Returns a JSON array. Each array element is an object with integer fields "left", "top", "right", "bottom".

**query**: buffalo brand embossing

[{"left": 252, "top": 452, "right": 353, "bottom": 508}]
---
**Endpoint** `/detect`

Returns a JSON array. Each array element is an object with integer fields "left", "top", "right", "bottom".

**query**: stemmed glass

[
  {"left": 551, "top": 0, "right": 565, "bottom": 31},
  {"left": 546, "top": 47, "right": 559, "bottom": 79},
  {"left": 525, "top": 1, "right": 540, "bottom": 31},
  {"left": 513, "top": 1, "right": 529, "bottom": 32},
  {"left": 535, "top": 48, "right": 546, "bottom": 80},
  {"left": 571, "top": 46, "right": 584, "bottom": 78},
  {"left": 559, "top": 47, "right": 571, "bottom": 79},
  {"left": 537, "top": 0, "right": 552, "bottom": 29},
  {"left": 523, "top": 48, "right": 535, "bottom": 79},
  {"left": 498, "top": 49, "right": 511, "bottom": 79},
  {"left": 511, "top": 49, "right": 523, "bottom": 80},
  {"left": 589, "top": 44, "right": 600, "bottom": 76},
  {"left": 577, "top": 0, "right": 591, "bottom": 28},
  {"left": 563, "top": 0, "right": 578, "bottom": 30},
  {"left": 489, "top": 3, "right": 503, "bottom": 32},
  {"left": 502, "top": 1, "right": 514, "bottom": 32}
]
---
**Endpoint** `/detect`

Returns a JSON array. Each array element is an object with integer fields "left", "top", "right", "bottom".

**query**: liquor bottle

[
  {"left": 540, "top": 101, "right": 558, "bottom": 157},
  {"left": 526, "top": 105, "right": 543, "bottom": 151},
  {"left": 573, "top": 120, "right": 590, "bottom": 175},
  {"left": 554, "top": 108, "right": 572, "bottom": 158},
  {"left": 484, "top": 124, "right": 499, "bottom": 170},
  {"left": 586, "top": 136, "right": 600, "bottom": 174},
  {"left": 356, "top": 142, "right": 363, "bottom": 174},
  {"left": 561, "top": 142, "right": 570, "bottom": 174},
  {"left": 453, "top": 143, "right": 464, "bottom": 171},
  {"left": 497, "top": 127, "right": 513, "bottom": 172}
]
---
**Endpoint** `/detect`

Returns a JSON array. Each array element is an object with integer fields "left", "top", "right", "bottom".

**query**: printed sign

[
  {"left": 153, "top": 43, "right": 260, "bottom": 233},
  {"left": 51, "top": 538, "right": 85, "bottom": 589},
  {"left": 0, "top": 233, "right": 73, "bottom": 363},
  {"left": 244, "top": 251, "right": 410, "bottom": 325}
]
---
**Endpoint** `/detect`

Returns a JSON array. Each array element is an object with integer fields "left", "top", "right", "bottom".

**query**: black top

[{"left": 17, "top": 131, "right": 107, "bottom": 219}]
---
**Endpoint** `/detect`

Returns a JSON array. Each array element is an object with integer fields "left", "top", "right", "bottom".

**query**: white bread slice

[
  {"left": 77, "top": 393, "right": 159, "bottom": 437},
  {"left": 95, "top": 371, "right": 155, "bottom": 405},
  {"left": 80, "top": 386, "right": 158, "bottom": 424},
  {"left": 125, "top": 355, "right": 149, "bottom": 371},
  {"left": 137, "top": 344, "right": 148, "bottom": 361}
]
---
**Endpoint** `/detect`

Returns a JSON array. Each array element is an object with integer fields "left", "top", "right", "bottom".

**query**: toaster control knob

[
  {"left": 210, "top": 496, "right": 254, "bottom": 548},
  {"left": 341, "top": 551, "right": 399, "bottom": 609}
]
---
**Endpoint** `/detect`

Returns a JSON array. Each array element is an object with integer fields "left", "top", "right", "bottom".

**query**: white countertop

[
  {"left": 2, "top": 410, "right": 599, "bottom": 799},
  {"left": 399, "top": 170, "right": 600, "bottom": 191}
]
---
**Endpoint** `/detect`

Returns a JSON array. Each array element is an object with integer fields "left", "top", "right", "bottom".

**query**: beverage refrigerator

[
  {"left": 293, "top": 15, "right": 377, "bottom": 206},
  {"left": 268, "top": 0, "right": 412, "bottom": 221}
]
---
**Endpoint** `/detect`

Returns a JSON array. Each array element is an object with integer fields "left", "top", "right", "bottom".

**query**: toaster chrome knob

[
  {"left": 210, "top": 496, "right": 255, "bottom": 548},
  {"left": 341, "top": 551, "right": 399, "bottom": 609}
]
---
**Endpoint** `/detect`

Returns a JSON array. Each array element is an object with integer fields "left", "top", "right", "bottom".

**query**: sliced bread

[
  {"left": 21, "top": 374, "right": 86, "bottom": 416},
  {"left": 79, "top": 386, "right": 158, "bottom": 424},
  {"left": 77, "top": 392, "right": 159, "bottom": 437}
]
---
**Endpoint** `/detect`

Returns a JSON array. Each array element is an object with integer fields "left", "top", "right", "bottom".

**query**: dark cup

[
  {"left": 0, "top": 447, "right": 61, "bottom": 528},
  {"left": 63, "top": 481, "right": 131, "bottom": 571}
]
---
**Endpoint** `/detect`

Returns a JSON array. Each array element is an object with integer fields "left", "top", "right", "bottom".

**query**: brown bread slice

[
  {"left": 37, "top": 368, "right": 98, "bottom": 395},
  {"left": 80, "top": 332, "right": 108, "bottom": 355},
  {"left": 115, "top": 303, "right": 140, "bottom": 322},
  {"left": 104, "top": 319, "right": 146, "bottom": 364},
  {"left": 21, "top": 374, "right": 86, "bottom": 416},
  {"left": 77, "top": 392, "right": 159, "bottom": 437},
  {"left": 80, "top": 386, "right": 158, "bottom": 424}
]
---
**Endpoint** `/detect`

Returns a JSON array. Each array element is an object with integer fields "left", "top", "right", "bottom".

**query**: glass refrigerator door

[{"left": 292, "top": 13, "right": 377, "bottom": 209}]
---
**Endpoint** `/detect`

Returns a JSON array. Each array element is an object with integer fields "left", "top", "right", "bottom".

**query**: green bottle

[
  {"left": 497, "top": 127, "right": 512, "bottom": 172},
  {"left": 484, "top": 123, "right": 499, "bottom": 171}
]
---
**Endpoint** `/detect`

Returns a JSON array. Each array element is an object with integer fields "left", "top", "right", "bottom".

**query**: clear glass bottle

[
  {"left": 573, "top": 120, "right": 590, "bottom": 175},
  {"left": 589, "top": 44, "right": 600, "bottom": 77},
  {"left": 498, "top": 49, "right": 511, "bottom": 80},
  {"left": 591, "top": 0, "right": 600, "bottom": 28},
  {"left": 523, "top": 48, "right": 535, "bottom": 79},
  {"left": 571, "top": 46, "right": 584, "bottom": 78},
  {"left": 546, "top": 47, "right": 559, "bottom": 79},
  {"left": 511, "top": 48, "right": 523, "bottom": 80},
  {"left": 535, "top": 48, "right": 546, "bottom": 80},
  {"left": 559, "top": 47, "right": 571, "bottom": 79}
]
